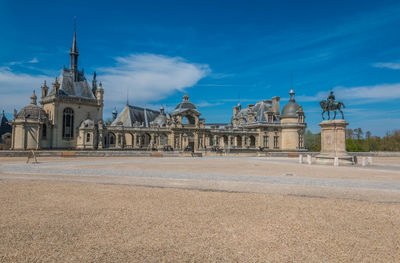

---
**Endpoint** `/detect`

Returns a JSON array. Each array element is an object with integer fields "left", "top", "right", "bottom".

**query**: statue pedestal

[{"left": 315, "top": 119, "right": 354, "bottom": 165}]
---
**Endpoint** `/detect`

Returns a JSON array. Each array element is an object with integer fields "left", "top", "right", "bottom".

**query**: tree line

[{"left": 304, "top": 129, "right": 400, "bottom": 152}]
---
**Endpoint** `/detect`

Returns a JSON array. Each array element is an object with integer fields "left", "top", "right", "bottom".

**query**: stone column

[
  {"left": 36, "top": 124, "right": 40, "bottom": 150},
  {"left": 194, "top": 132, "right": 198, "bottom": 150},
  {"left": 315, "top": 119, "right": 353, "bottom": 165}
]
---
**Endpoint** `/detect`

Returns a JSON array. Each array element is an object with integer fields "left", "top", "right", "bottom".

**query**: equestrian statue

[{"left": 319, "top": 91, "right": 345, "bottom": 120}]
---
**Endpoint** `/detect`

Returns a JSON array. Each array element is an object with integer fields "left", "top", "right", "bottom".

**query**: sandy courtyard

[{"left": 1, "top": 156, "right": 400, "bottom": 262}]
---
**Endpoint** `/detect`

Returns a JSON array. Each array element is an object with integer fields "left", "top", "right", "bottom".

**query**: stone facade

[{"left": 11, "top": 29, "right": 307, "bottom": 152}]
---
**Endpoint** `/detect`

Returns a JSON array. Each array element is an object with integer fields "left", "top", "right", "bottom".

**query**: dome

[
  {"left": 174, "top": 102, "right": 198, "bottom": 111},
  {"left": 16, "top": 91, "right": 47, "bottom": 120},
  {"left": 172, "top": 93, "right": 200, "bottom": 115},
  {"left": 281, "top": 101, "right": 301, "bottom": 118},
  {"left": 281, "top": 89, "right": 302, "bottom": 118},
  {"left": 16, "top": 105, "right": 47, "bottom": 120}
]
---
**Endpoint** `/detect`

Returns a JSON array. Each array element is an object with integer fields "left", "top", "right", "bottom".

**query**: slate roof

[
  {"left": 48, "top": 69, "right": 95, "bottom": 99},
  {"left": 111, "top": 105, "right": 160, "bottom": 127},
  {"left": 232, "top": 100, "right": 277, "bottom": 124}
]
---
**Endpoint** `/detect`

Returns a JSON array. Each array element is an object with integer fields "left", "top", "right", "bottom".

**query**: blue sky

[{"left": 1, "top": 0, "right": 399, "bottom": 136}]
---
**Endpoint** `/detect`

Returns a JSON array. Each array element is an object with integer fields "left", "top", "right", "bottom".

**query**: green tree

[{"left": 305, "top": 130, "right": 321, "bottom": 152}]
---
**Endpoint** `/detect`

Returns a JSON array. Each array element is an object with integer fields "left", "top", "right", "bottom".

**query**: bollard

[
  {"left": 299, "top": 154, "right": 303, "bottom": 164},
  {"left": 362, "top": 157, "right": 367, "bottom": 167},
  {"left": 334, "top": 156, "right": 339, "bottom": 167},
  {"left": 367, "top": 157, "right": 373, "bottom": 165},
  {"left": 307, "top": 154, "right": 312, "bottom": 165}
]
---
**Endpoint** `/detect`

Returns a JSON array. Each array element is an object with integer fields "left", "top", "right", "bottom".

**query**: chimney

[
  {"left": 272, "top": 96, "right": 280, "bottom": 115},
  {"left": 233, "top": 103, "right": 241, "bottom": 116},
  {"left": 233, "top": 106, "right": 239, "bottom": 116},
  {"left": 41, "top": 80, "right": 48, "bottom": 98}
]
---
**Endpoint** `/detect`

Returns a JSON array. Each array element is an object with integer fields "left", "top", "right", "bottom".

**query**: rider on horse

[
  {"left": 327, "top": 91, "right": 335, "bottom": 107},
  {"left": 320, "top": 91, "right": 345, "bottom": 120}
]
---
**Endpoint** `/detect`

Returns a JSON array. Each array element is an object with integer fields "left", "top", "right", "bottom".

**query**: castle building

[{"left": 11, "top": 28, "right": 307, "bottom": 152}]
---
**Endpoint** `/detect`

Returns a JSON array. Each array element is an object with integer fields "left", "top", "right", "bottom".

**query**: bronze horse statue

[{"left": 320, "top": 100, "right": 345, "bottom": 120}]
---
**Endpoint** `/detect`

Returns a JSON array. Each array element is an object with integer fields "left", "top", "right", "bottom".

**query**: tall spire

[
  {"left": 91, "top": 71, "right": 97, "bottom": 94},
  {"left": 70, "top": 17, "right": 79, "bottom": 81}
]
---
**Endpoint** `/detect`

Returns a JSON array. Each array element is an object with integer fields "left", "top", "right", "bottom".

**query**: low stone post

[
  {"left": 334, "top": 156, "right": 339, "bottom": 167},
  {"left": 361, "top": 157, "right": 367, "bottom": 166},
  {"left": 307, "top": 154, "right": 312, "bottom": 165},
  {"left": 299, "top": 154, "right": 303, "bottom": 164}
]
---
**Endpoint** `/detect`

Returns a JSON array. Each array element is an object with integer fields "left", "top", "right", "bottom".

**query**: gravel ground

[{"left": 1, "top": 156, "right": 400, "bottom": 262}]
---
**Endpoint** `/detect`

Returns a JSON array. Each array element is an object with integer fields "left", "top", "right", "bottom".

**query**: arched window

[
  {"left": 42, "top": 124, "right": 47, "bottom": 138},
  {"left": 62, "top": 108, "right": 74, "bottom": 138}
]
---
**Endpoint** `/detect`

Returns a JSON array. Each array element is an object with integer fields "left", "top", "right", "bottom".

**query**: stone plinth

[{"left": 315, "top": 119, "right": 354, "bottom": 165}]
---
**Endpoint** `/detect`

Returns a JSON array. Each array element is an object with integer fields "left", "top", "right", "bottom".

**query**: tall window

[
  {"left": 42, "top": 124, "right": 47, "bottom": 138},
  {"left": 62, "top": 108, "right": 74, "bottom": 138},
  {"left": 298, "top": 131, "right": 304, "bottom": 149},
  {"left": 263, "top": 135, "right": 269, "bottom": 148},
  {"left": 86, "top": 133, "right": 91, "bottom": 143},
  {"left": 174, "top": 135, "right": 180, "bottom": 148},
  {"left": 274, "top": 135, "right": 279, "bottom": 149}
]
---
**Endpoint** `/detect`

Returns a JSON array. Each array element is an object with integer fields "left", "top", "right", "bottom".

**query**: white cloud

[
  {"left": 99, "top": 54, "right": 210, "bottom": 108},
  {"left": 28, "top": 58, "right": 39, "bottom": 64},
  {"left": 0, "top": 53, "right": 209, "bottom": 113},
  {"left": 195, "top": 101, "right": 223, "bottom": 107},
  {"left": 295, "top": 83, "right": 400, "bottom": 104},
  {"left": 0, "top": 68, "right": 49, "bottom": 111},
  {"left": 7, "top": 58, "right": 40, "bottom": 66},
  {"left": 372, "top": 62, "right": 400, "bottom": 70},
  {"left": 334, "top": 83, "right": 400, "bottom": 100}
]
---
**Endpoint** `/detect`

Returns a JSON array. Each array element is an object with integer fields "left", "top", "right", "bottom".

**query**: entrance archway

[
  {"left": 236, "top": 135, "right": 242, "bottom": 148},
  {"left": 223, "top": 135, "right": 228, "bottom": 147},
  {"left": 104, "top": 132, "right": 116, "bottom": 148},
  {"left": 250, "top": 135, "right": 256, "bottom": 147},
  {"left": 140, "top": 133, "right": 151, "bottom": 148}
]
